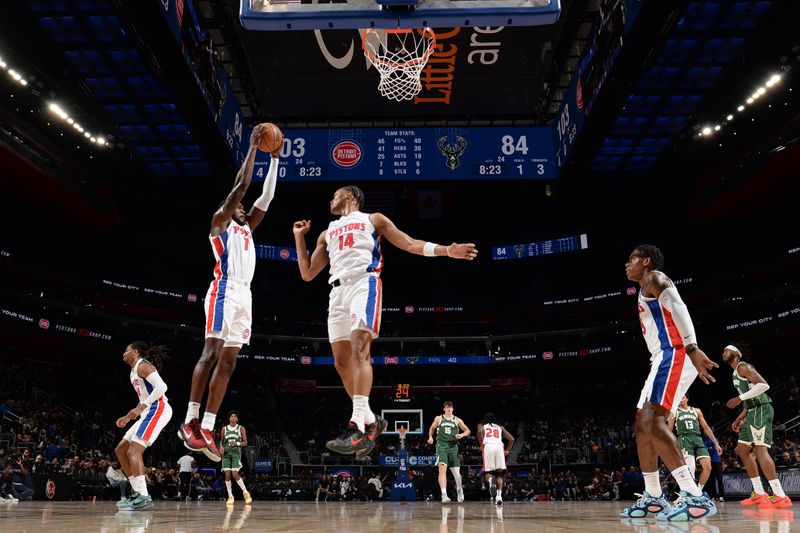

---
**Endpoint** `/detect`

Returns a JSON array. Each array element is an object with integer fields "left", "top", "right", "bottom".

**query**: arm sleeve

[
  {"left": 141, "top": 371, "right": 168, "bottom": 407},
  {"left": 657, "top": 286, "right": 697, "bottom": 346},
  {"left": 252, "top": 157, "right": 279, "bottom": 211},
  {"left": 738, "top": 382, "right": 769, "bottom": 401}
]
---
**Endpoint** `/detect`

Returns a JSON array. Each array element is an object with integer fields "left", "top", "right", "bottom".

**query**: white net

[{"left": 362, "top": 28, "right": 436, "bottom": 102}]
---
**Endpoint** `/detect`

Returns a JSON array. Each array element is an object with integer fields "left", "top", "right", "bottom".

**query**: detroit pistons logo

[
  {"left": 331, "top": 141, "right": 362, "bottom": 168},
  {"left": 279, "top": 249, "right": 290, "bottom": 260},
  {"left": 350, "top": 314, "right": 357, "bottom": 324},
  {"left": 45, "top": 479, "right": 56, "bottom": 499},
  {"left": 243, "top": 329, "right": 250, "bottom": 340}
]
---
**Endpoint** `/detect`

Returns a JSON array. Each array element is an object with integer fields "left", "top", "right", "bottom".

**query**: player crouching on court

[{"left": 114, "top": 342, "right": 172, "bottom": 511}]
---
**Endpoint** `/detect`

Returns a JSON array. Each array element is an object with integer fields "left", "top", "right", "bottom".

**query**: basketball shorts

[
  {"left": 678, "top": 435, "right": 710, "bottom": 460},
  {"left": 482, "top": 443, "right": 507, "bottom": 473},
  {"left": 328, "top": 273, "right": 382, "bottom": 343},
  {"left": 222, "top": 452, "right": 243, "bottom": 471},
  {"left": 738, "top": 403, "right": 774, "bottom": 448},
  {"left": 637, "top": 346, "right": 698, "bottom": 416},
  {"left": 205, "top": 278, "right": 252, "bottom": 347},
  {"left": 436, "top": 444, "right": 460, "bottom": 468},
  {"left": 123, "top": 399, "right": 172, "bottom": 447}
]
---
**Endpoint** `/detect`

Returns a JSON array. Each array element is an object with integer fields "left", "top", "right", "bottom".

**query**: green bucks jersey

[
  {"left": 734, "top": 363, "right": 771, "bottom": 410},
  {"left": 222, "top": 425, "right": 243, "bottom": 456},
  {"left": 436, "top": 415, "right": 459, "bottom": 447},
  {"left": 675, "top": 407, "right": 701, "bottom": 437}
]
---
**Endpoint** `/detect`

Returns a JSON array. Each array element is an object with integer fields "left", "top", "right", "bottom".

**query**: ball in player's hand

[{"left": 256, "top": 122, "right": 284, "bottom": 154}]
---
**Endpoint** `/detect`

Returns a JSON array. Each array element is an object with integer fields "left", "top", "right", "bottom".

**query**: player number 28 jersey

[
  {"left": 482, "top": 423, "right": 503, "bottom": 446},
  {"left": 325, "top": 211, "right": 383, "bottom": 284}
]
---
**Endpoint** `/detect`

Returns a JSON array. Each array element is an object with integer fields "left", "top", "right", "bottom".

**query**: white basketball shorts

[
  {"left": 205, "top": 278, "right": 252, "bottom": 347},
  {"left": 483, "top": 443, "right": 506, "bottom": 473},
  {"left": 637, "top": 346, "right": 698, "bottom": 416},
  {"left": 328, "top": 273, "right": 382, "bottom": 343},
  {"left": 123, "top": 399, "right": 173, "bottom": 447}
]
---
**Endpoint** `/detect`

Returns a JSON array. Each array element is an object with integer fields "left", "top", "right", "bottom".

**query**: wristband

[{"left": 423, "top": 242, "right": 439, "bottom": 257}]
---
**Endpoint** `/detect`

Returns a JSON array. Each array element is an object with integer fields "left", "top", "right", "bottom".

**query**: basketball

[{"left": 256, "top": 122, "right": 284, "bottom": 153}]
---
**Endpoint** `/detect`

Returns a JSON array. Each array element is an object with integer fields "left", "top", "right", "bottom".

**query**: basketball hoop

[
  {"left": 397, "top": 427, "right": 408, "bottom": 450},
  {"left": 362, "top": 27, "right": 436, "bottom": 102}
]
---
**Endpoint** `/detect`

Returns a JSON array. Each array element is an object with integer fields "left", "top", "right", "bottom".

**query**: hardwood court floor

[{"left": 0, "top": 500, "right": 794, "bottom": 532}]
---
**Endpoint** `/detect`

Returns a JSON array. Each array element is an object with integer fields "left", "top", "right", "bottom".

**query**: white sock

[
  {"left": 643, "top": 471, "right": 662, "bottom": 497},
  {"left": 685, "top": 457, "right": 696, "bottom": 479},
  {"left": 135, "top": 475, "right": 149, "bottom": 497},
  {"left": 698, "top": 483, "right": 704, "bottom": 491},
  {"left": 441, "top": 483, "right": 448, "bottom": 495},
  {"left": 751, "top": 477, "right": 766, "bottom": 495},
  {"left": 671, "top": 465, "right": 701, "bottom": 496},
  {"left": 497, "top": 489, "right": 503, "bottom": 498},
  {"left": 451, "top": 468, "right": 463, "bottom": 492},
  {"left": 350, "top": 395, "right": 368, "bottom": 433},
  {"left": 185, "top": 402, "right": 201, "bottom": 424},
  {"left": 201, "top": 411, "right": 216, "bottom": 431},
  {"left": 225, "top": 480, "right": 232, "bottom": 496},
  {"left": 236, "top": 478, "right": 247, "bottom": 492},
  {"left": 769, "top": 478, "right": 786, "bottom": 498},
  {"left": 364, "top": 400, "right": 376, "bottom": 425}
]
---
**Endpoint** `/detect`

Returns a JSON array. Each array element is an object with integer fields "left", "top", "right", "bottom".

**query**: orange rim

[{"left": 362, "top": 27, "right": 436, "bottom": 68}]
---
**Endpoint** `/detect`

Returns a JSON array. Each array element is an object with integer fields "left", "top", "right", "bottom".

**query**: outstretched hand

[
  {"left": 293, "top": 220, "right": 312, "bottom": 236},
  {"left": 249, "top": 123, "right": 265, "bottom": 147},
  {"left": 687, "top": 348, "right": 718, "bottom": 384},
  {"left": 447, "top": 243, "right": 478, "bottom": 260},
  {"left": 726, "top": 396, "right": 742, "bottom": 409}
]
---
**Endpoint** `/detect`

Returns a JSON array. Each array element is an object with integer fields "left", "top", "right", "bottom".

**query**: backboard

[{"left": 241, "top": 0, "right": 562, "bottom": 31}]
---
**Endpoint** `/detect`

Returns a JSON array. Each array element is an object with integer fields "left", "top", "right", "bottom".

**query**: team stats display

[
  {"left": 253, "top": 126, "right": 556, "bottom": 182},
  {"left": 493, "top": 234, "right": 589, "bottom": 261}
]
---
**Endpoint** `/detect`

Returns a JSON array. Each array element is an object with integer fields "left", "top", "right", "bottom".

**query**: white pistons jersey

[
  {"left": 638, "top": 284, "right": 684, "bottom": 357},
  {"left": 130, "top": 359, "right": 167, "bottom": 404},
  {"left": 210, "top": 221, "right": 256, "bottom": 285},
  {"left": 482, "top": 423, "right": 504, "bottom": 446},
  {"left": 325, "top": 211, "right": 383, "bottom": 284}
]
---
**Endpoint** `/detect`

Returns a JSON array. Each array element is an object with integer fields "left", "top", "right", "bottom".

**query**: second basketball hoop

[{"left": 362, "top": 27, "right": 436, "bottom": 102}]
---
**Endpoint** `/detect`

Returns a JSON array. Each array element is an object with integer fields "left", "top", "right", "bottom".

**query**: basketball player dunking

[
  {"left": 293, "top": 186, "right": 477, "bottom": 455},
  {"left": 178, "top": 124, "right": 281, "bottom": 461},
  {"left": 114, "top": 342, "right": 172, "bottom": 511},
  {"left": 620, "top": 245, "right": 718, "bottom": 521}
]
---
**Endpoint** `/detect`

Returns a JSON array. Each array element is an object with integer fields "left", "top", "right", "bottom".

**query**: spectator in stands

[
  {"left": 778, "top": 451, "right": 793, "bottom": 467},
  {"left": 31, "top": 454, "right": 46, "bottom": 474},
  {"left": 191, "top": 472, "right": 212, "bottom": 501},
  {"left": 4, "top": 454, "right": 33, "bottom": 501},
  {"left": 794, "top": 451, "right": 800, "bottom": 467},
  {"left": 106, "top": 461, "right": 128, "bottom": 501},
  {"left": 367, "top": 472, "right": 383, "bottom": 501},
  {"left": 177, "top": 453, "right": 195, "bottom": 500},
  {"left": 619, "top": 466, "right": 644, "bottom": 500},
  {"left": 163, "top": 469, "right": 179, "bottom": 499}
]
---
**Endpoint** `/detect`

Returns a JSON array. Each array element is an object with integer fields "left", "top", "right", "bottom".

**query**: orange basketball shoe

[
  {"left": 759, "top": 495, "right": 793, "bottom": 510},
  {"left": 741, "top": 493, "right": 771, "bottom": 506}
]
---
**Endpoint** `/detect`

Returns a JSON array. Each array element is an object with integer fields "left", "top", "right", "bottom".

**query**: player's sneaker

[
  {"left": 199, "top": 428, "right": 222, "bottom": 461},
  {"left": 759, "top": 495, "right": 793, "bottom": 509},
  {"left": 226, "top": 495, "right": 235, "bottom": 505},
  {"left": 243, "top": 491, "right": 252, "bottom": 505},
  {"left": 326, "top": 421, "right": 369, "bottom": 455},
  {"left": 740, "top": 492, "right": 770, "bottom": 506},
  {"left": 116, "top": 492, "right": 138, "bottom": 509},
  {"left": 656, "top": 491, "right": 717, "bottom": 521},
  {"left": 619, "top": 491, "right": 671, "bottom": 518},
  {"left": 457, "top": 488, "right": 464, "bottom": 503},
  {"left": 178, "top": 419, "right": 206, "bottom": 452},
  {"left": 442, "top": 493, "right": 451, "bottom": 503},
  {"left": 129, "top": 492, "right": 154, "bottom": 511},
  {"left": 365, "top": 416, "right": 388, "bottom": 441}
]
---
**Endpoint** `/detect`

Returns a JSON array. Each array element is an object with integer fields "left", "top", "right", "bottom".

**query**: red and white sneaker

[
  {"left": 178, "top": 419, "right": 205, "bottom": 451},
  {"left": 199, "top": 427, "right": 222, "bottom": 462},
  {"left": 740, "top": 493, "right": 770, "bottom": 506},
  {"left": 759, "top": 495, "right": 793, "bottom": 510}
]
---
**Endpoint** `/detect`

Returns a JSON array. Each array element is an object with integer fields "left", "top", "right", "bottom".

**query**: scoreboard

[{"left": 253, "top": 126, "right": 557, "bottom": 182}]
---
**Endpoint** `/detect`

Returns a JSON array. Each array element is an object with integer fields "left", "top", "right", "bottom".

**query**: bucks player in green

[
  {"left": 667, "top": 395, "right": 722, "bottom": 492},
  {"left": 220, "top": 411, "right": 252, "bottom": 505},
  {"left": 427, "top": 401, "right": 470, "bottom": 503},
  {"left": 723, "top": 345, "right": 791, "bottom": 509}
]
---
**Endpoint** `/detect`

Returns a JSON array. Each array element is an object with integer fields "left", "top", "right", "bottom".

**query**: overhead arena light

[{"left": 696, "top": 71, "right": 787, "bottom": 141}]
